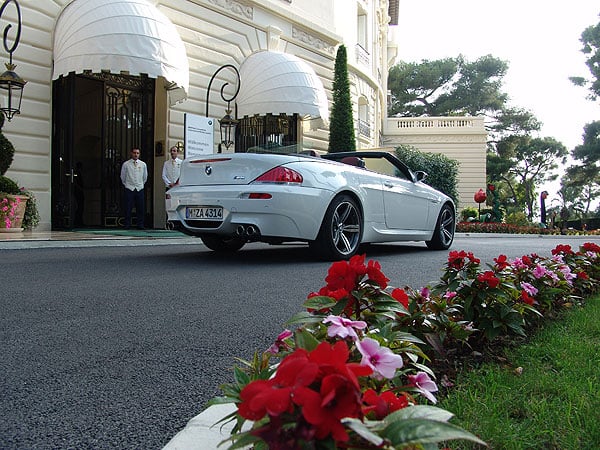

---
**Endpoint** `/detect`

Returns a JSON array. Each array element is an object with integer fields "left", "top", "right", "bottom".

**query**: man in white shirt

[
  {"left": 120, "top": 148, "right": 148, "bottom": 229},
  {"left": 162, "top": 146, "right": 182, "bottom": 190}
]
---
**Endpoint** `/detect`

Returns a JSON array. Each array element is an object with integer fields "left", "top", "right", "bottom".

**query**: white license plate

[{"left": 186, "top": 206, "right": 223, "bottom": 220}]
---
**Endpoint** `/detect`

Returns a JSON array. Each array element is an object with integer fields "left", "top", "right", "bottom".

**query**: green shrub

[
  {"left": 505, "top": 211, "right": 530, "bottom": 227},
  {"left": 460, "top": 206, "right": 478, "bottom": 221},
  {"left": 0, "top": 175, "right": 20, "bottom": 194},
  {"left": 395, "top": 145, "right": 460, "bottom": 206},
  {"left": 0, "top": 129, "right": 14, "bottom": 176}
]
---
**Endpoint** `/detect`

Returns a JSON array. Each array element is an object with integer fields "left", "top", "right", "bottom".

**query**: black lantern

[
  {"left": 219, "top": 107, "right": 239, "bottom": 150},
  {"left": 206, "top": 64, "right": 240, "bottom": 151},
  {"left": 0, "top": 0, "right": 26, "bottom": 122}
]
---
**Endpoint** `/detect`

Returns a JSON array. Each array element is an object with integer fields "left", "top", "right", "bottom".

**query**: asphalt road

[{"left": 1, "top": 235, "right": 597, "bottom": 449}]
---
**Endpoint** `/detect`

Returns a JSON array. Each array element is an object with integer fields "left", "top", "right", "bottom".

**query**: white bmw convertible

[{"left": 166, "top": 150, "right": 456, "bottom": 260}]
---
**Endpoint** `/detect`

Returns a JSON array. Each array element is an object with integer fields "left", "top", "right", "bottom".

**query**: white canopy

[
  {"left": 53, "top": 0, "right": 189, "bottom": 105},
  {"left": 237, "top": 51, "right": 329, "bottom": 122}
]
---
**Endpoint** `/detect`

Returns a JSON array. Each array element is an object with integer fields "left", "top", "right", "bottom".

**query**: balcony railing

[
  {"left": 355, "top": 43, "right": 370, "bottom": 66},
  {"left": 392, "top": 116, "right": 484, "bottom": 130},
  {"left": 358, "top": 118, "right": 370, "bottom": 138}
]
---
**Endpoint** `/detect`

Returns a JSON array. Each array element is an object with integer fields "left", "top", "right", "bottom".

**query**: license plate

[{"left": 186, "top": 206, "right": 223, "bottom": 220}]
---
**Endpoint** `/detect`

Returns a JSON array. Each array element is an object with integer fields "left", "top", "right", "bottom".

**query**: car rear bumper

[{"left": 166, "top": 185, "right": 332, "bottom": 240}]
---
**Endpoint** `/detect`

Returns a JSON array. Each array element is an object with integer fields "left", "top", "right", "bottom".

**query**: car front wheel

[
  {"left": 200, "top": 234, "right": 246, "bottom": 253},
  {"left": 310, "top": 195, "right": 362, "bottom": 260},
  {"left": 426, "top": 203, "right": 455, "bottom": 250}
]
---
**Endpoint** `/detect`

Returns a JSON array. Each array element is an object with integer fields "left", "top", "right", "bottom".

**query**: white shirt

[
  {"left": 162, "top": 157, "right": 182, "bottom": 186},
  {"left": 120, "top": 158, "right": 148, "bottom": 191}
]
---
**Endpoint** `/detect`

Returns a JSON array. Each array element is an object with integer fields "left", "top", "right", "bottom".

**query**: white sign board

[{"left": 184, "top": 114, "right": 214, "bottom": 157}]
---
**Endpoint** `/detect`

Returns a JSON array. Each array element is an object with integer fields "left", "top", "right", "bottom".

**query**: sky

[{"left": 395, "top": 0, "right": 600, "bottom": 203}]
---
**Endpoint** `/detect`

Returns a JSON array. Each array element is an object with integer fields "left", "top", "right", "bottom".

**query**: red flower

[
  {"left": 552, "top": 244, "right": 574, "bottom": 256},
  {"left": 366, "top": 259, "right": 389, "bottom": 288},
  {"left": 294, "top": 374, "right": 362, "bottom": 442},
  {"left": 240, "top": 341, "right": 372, "bottom": 442},
  {"left": 577, "top": 271, "right": 589, "bottom": 280},
  {"left": 477, "top": 271, "right": 500, "bottom": 288},
  {"left": 238, "top": 349, "right": 318, "bottom": 421},
  {"left": 295, "top": 341, "right": 371, "bottom": 442},
  {"left": 362, "top": 389, "right": 409, "bottom": 420},
  {"left": 582, "top": 242, "right": 600, "bottom": 253},
  {"left": 448, "top": 250, "right": 481, "bottom": 270},
  {"left": 325, "top": 254, "right": 367, "bottom": 292},
  {"left": 391, "top": 288, "right": 409, "bottom": 309},
  {"left": 493, "top": 254, "right": 510, "bottom": 271},
  {"left": 520, "top": 290, "right": 535, "bottom": 305}
]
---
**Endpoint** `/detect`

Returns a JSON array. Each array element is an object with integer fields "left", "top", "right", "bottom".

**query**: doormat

[{"left": 73, "top": 228, "right": 186, "bottom": 238}]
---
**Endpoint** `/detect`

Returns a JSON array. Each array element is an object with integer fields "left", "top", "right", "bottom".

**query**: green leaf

[
  {"left": 384, "top": 405, "right": 454, "bottom": 423},
  {"left": 233, "top": 366, "right": 250, "bottom": 386},
  {"left": 295, "top": 328, "right": 320, "bottom": 351},
  {"left": 303, "top": 296, "right": 337, "bottom": 310},
  {"left": 381, "top": 418, "right": 488, "bottom": 446},
  {"left": 218, "top": 430, "right": 261, "bottom": 449},
  {"left": 285, "top": 311, "right": 324, "bottom": 326},
  {"left": 342, "top": 418, "right": 384, "bottom": 446}
]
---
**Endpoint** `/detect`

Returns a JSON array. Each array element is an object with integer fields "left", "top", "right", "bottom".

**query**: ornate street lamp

[
  {"left": 0, "top": 0, "right": 26, "bottom": 122},
  {"left": 205, "top": 64, "right": 240, "bottom": 151}
]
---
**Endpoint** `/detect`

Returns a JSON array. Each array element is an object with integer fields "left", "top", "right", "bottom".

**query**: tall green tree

[
  {"left": 387, "top": 55, "right": 540, "bottom": 138},
  {"left": 492, "top": 136, "right": 567, "bottom": 220},
  {"left": 328, "top": 45, "right": 356, "bottom": 153},
  {"left": 563, "top": 120, "right": 600, "bottom": 215},
  {"left": 570, "top": 17, "right": 600, "bottom": 100}
]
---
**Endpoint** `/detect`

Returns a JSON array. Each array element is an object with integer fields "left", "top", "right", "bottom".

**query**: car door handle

[{"left": 384, "top": 181, "right": 394, "bottom": 188}]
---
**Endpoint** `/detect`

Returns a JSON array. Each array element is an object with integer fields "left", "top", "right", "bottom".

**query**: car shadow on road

[{"left": 157, "top": 241, "right": 431, "bottom": 267}]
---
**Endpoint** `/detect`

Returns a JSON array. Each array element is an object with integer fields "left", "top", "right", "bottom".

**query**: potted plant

[{"left": 0, "top": 113, "right": 39, "bottom": 231}]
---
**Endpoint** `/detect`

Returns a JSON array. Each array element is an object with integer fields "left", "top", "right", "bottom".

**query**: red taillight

[
  {"left": 248, "top": 193, "right": 273, "bottom": 199},
  {"left": 253, "top": 167, "right": 303, "bottom": 184}
]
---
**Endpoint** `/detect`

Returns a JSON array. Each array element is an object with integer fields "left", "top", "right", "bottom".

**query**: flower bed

[
  {"left": 209, "top": 243, "right": 599, "bottom": 449},
  {"left": 457, "top": 221, "right": 599, "bottom": 235}
]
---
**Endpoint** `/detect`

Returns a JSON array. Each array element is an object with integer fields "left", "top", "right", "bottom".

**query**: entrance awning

[
  {"left": 236, "top": 51, "right": 329, "bottom": 122},
  {"left": 53, "top": 0, "right": 189, "bottom": 105}
]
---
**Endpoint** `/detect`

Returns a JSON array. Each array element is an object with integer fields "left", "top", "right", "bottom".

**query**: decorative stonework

[
  {"left": 291, "top": 26, "right": 335, "bottom": 54},
  {"left": 206, "top": 0, "right": 253, "bottom": 20}
]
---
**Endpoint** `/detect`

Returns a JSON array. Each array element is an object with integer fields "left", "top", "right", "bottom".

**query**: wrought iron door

[
  {"left": 102, "top": 75, "right": 154, "bottom": 227},
  {"left": 51, "top": 73, "right": 154, "bottom": 229},
  {"left": 236, "top": 113, "right": 299, "bottom": 152}
]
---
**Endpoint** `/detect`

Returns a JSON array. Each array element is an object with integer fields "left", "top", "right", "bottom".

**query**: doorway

[{"left": 51, "top": 73, "right": 155, "bottom": 229}]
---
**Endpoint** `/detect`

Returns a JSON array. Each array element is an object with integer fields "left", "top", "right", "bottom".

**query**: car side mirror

[{"left": 414, "top": 170, "right": 428, "bottom": 182}]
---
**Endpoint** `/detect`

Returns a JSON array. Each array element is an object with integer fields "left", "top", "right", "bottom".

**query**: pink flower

[
  {"left": 532, "top": 264, "right": 547, "bottom": 279},
  {"left": 356, "top": 337, "right": 403, "bottom": 379},
  {"left": 444, "top": 291, "right": 457, "bottom": 300},
  {"left": 520, "top": 282, "right": 538, "bottom": 297},
  {"left": 408, "top": 372, "right": 439, "bottom": 403},
  {"left": 323, "top": 315, "right": 367, "bottom": 340},
  {"left": 266, "top": 329, "right": 294, "bottom": 354}
]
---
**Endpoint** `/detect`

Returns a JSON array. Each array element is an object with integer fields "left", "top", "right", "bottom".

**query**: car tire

[
  {"left": 310, "top": 194, "right": 362, "bottom": 260},
  {"left": 426, "top": 203, "right": 455, "bottom": 250},
  {"left": 200, "top": 234, "right": 246, "bottom": 253}
]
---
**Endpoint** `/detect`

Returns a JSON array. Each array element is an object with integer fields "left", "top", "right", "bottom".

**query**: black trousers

[{"left": 124, "top": 188, "right": 144, "bottom": 228}]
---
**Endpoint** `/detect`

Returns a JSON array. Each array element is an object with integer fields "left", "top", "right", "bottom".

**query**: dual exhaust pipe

[{"left": 235, "top": 224, "right": 260, "bottom": 238}]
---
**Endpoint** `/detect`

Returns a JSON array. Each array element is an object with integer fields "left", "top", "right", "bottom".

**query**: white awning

[
  {"left": 237, "top": 51, "right": 329, "bottom": 122},
  {"left": 53, "top": 0, "right": 189, "bottom": 105}
]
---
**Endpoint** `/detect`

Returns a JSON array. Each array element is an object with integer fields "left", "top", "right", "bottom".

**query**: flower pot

[{"left": 0, "top": 194, "right": 28, "bottom": 232}]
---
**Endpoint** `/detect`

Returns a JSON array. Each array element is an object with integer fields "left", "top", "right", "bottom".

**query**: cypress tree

[{"left": 328, "top": 45, "right": 356, "bottom": 152}]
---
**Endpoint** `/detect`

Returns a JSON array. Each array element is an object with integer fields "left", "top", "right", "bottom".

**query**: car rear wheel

[
  {"left": 426, "top": 203, "right": 455, "bottom": 250},
  {"left": 200, "top": 234, "right": 246, "bottom": 253},
  {"left": 310, "top": 195, "right": 362, "bottom": 260}
]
